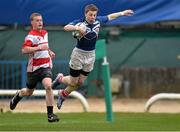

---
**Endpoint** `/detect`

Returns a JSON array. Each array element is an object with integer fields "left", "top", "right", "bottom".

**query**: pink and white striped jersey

[{"left": 22, "top": 29, "right": 52, "bottom": 72}]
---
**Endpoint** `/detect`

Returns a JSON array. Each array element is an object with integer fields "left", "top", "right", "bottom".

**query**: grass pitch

[{"left": 0, "top": 112, "right": 180, "bottom": 131}]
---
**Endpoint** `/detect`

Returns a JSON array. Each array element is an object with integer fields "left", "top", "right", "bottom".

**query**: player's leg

[
  {"left": 41, "top": 68, "right": 59, "bottom": 122},
  {"left": 58, "top": 70, "right": 89, "bottom": 96},
  {"left": 52, "top": 74, "right": 79, "bottom": 88},
  {"left": 10, "top": 88, "right": 34, "bottom": 110},
  {"left": 52, "top": 73, "right": 64, "bottom": 88},
  {"left": 52, "top": 74, "right": 77, "bottom": 88},
  {"left": 57, "top": 68, "right": 80, "bottom": 109},
  {"left": 10, "top": 72, "right": 37, "bottom": 110},
  {"left": 57, "top": 70, "right": 89, "bottom": 110},
  {"left": 42, "top": 78, "right": 54, "bottom": 108},
  {"left": 78, "top": 70, "right": 89, "bottom": 85},
  {"left": 52, "top": 47, "right": 81, "bottom": 88},
  {"left": 56, "top": 48, "right": 83, "bottom": 109}
]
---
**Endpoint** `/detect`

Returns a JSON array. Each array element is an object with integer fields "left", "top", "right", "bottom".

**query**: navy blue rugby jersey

[{"left": 69, "top": 16, "right": 108, "bottom": 51}]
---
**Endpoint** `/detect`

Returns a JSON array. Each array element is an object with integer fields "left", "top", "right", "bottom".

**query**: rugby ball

[{"left": 72, "top": 22, "right": 86, "bottom": 39}]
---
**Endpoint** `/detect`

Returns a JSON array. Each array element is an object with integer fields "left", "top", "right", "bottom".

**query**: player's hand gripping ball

[{"left": 72, "top": 22, "right": 86, "bottom": 39}]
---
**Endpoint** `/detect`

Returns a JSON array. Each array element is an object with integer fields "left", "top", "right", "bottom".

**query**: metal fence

[{"left": 0, "top": 60, "right": 69, "bottom": 90}]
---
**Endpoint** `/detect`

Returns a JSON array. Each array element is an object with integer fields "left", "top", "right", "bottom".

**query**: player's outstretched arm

[{"left": 107, "top": 9, "right": 134, "bottom": 21}]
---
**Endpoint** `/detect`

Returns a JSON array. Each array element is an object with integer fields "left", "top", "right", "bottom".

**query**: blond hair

[{"left": 30, "top": 13, "right": 42, "bottom": 21}]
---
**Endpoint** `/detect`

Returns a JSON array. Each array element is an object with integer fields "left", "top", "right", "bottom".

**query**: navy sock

[{"left": 47, "top": 106, "right": 53, "bottom": 115}]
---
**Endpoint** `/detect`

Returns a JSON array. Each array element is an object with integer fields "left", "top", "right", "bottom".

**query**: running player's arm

[
  {"left": 107, "top": 9, "right": 134, "bottom": 21},
  {"left": 22, "top": 40, "right": 49, "bottom": 54}
]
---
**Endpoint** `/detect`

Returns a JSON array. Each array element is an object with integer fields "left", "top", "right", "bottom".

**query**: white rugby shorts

[{"left": 69, "top": 47, "right": 95, "bottom": 72}]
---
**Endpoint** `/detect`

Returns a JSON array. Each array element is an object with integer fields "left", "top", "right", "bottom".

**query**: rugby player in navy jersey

[{"left": 52, "top": 4, "right": 134, "bottom": 109}]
